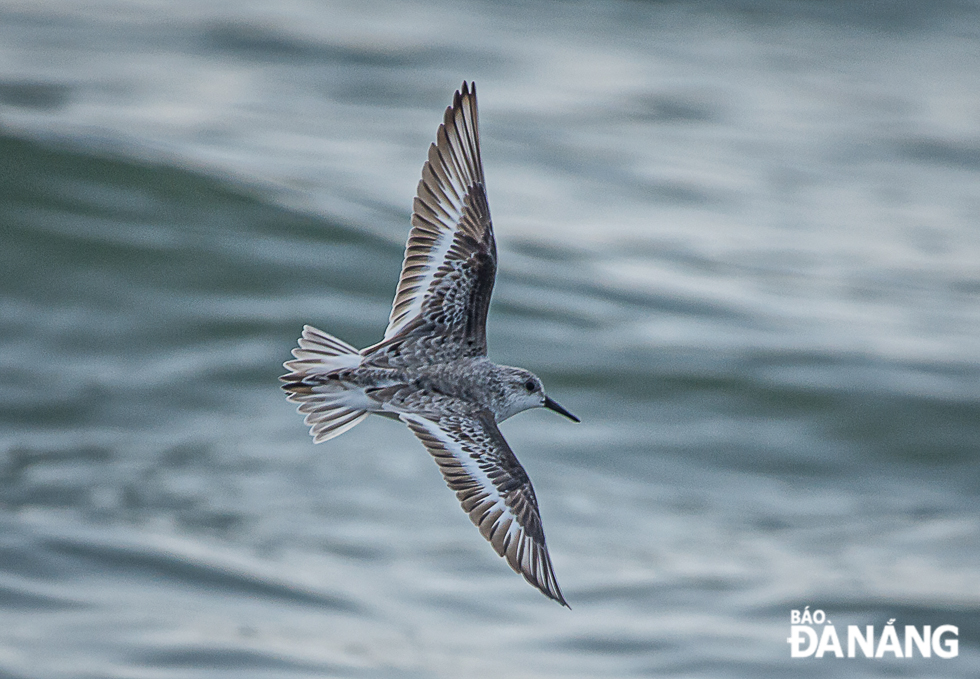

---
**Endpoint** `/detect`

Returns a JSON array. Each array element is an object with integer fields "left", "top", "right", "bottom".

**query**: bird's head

[{"left": 496, "top": 367, "right": 580, "bottom": 424}]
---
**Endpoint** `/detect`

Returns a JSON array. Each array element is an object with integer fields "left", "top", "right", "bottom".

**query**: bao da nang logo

[{"left": 787, "top": 607, "right": 959, "bottom": 659}]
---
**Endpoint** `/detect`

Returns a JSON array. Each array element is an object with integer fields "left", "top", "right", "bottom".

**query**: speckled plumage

[{"left": 281, "top": 82, "right": 578, "bottom": 607}]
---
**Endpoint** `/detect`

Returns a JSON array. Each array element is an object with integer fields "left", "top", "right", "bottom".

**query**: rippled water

[{"left": 1, "top": 1, "right": 979, "bottom": 677}]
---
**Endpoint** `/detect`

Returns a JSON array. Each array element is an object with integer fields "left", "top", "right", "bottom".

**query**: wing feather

[
  {"left": 400, "top": 410, "right": 568, "bottom": 607},
  {"left": 369, "top": 82, "right": 496, "bottom": 366}
]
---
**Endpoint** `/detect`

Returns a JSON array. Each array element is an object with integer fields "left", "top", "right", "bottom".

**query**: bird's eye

[{"left": 524, "top": 380, "right": 536, "bottom": 392}]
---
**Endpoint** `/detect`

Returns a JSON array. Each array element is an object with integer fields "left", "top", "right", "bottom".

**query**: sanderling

[{"left": 282, "top": 82, "right": 578, "bottom": 607}]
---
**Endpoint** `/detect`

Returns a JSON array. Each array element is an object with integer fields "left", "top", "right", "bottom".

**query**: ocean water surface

[{"left": 1, "top": 1, "right": 979, "bottom": 677}]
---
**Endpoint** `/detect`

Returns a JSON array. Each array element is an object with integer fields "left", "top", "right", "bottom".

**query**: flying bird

[{"left": 282, "top": 82, "right": 578, "bottom": 606}]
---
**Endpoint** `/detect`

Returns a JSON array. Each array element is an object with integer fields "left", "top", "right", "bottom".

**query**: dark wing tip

[
  {"left": 447, "top": 80, "right": 477, "bottom": 129},
  {"left": 508, "top": 535, "right": 569, "bottom": 607},
  {"left": 402, "top": 412, "right": 569, "bottom": 607},
  {"left": 537, "top": 563, "right": 570, "bottom": 608}
]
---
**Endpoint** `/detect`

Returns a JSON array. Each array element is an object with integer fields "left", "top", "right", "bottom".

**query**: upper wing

[
  {"left": 399, "top": 409, "right": 568, "bottom": 607},
  {"left": 369, "top": 82, "right": 496, "bottom": 365}
]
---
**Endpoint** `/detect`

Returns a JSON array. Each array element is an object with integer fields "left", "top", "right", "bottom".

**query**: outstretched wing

[
  {"left": 368, "top": 82, "right": 496, "bottom": 366},
  {"left": 400, "top": 410, "right": 567, "bottom": 606}
]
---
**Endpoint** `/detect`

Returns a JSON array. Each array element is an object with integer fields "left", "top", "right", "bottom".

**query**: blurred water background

[{"left": 1, "top": 1, "right": 979, "bottom": 677}]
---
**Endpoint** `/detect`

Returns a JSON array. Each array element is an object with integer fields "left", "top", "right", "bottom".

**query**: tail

[{"left": 281, "top": 325, "right": 369, "bottom": 443}]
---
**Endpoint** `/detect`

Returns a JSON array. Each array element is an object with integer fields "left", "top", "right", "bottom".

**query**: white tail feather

[
  {"left": 281, "top": 325, "right": 369, "bottom": 443},
  {"left": 285, "top": 325, "right": 362, "bottom": 373}
]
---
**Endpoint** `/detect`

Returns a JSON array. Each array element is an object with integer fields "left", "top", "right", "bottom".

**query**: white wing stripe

[
  {"left": 400, "top": 413, "right": 506, "bottom": 511},
  {"left": 383, "top": 227, "right": 456, "bottom": 340},
  {"left": 399, "top": 411, "right": 568, "bottom": 606},
  {"left": 382, "top": 83, "right": 485, "bottom": 342}
]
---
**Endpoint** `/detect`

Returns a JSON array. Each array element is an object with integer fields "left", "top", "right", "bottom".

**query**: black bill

[{"left": 544, "top": 396, "right": 580, "bottom": 423}]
